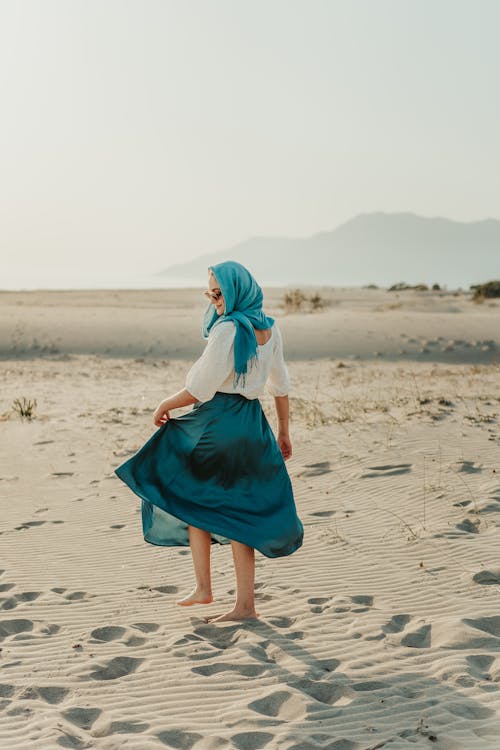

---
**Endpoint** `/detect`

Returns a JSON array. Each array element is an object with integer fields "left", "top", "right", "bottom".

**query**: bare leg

[
  {"left": 176, "top": 525, "right": 213, "bottom": 605},
  {"left": 204, "top": 540, "right": 260, "bottom": 622}
]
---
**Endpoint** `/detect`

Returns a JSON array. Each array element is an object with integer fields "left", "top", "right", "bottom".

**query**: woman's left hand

[{"left": 153, "top": 400, "right": 171, "bottom": 426}]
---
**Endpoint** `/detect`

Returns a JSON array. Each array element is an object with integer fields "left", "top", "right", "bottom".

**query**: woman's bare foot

[
  {"left": 176, "top": 588, "right": 213, "bottom": 606},
  {"left": 203, "top": 608, "right": 260, "bottom": 623}
]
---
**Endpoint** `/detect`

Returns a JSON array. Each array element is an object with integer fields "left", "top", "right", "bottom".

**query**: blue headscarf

[{"left": 202, "top": 260, "right": 275, "bottom": 388}]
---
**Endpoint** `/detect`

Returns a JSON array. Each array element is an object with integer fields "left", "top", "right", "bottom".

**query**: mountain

[{"left": 156, "top": 212, "right": 500, "bottom": 288}]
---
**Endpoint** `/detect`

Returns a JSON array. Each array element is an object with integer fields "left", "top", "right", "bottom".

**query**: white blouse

[{"left": 185, "top": 320, "right": 291, "bottom": 403}]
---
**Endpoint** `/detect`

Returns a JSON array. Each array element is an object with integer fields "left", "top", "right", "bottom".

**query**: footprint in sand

[
  {"left": 113, "top": 448, "right": 138, "bottom": 457},
  {"left": 453, "top": 499, "right": 473, "bottom": 508},
  {"left": 382, "top": 613, "right": 411, "bottom": 634},
  {"left": 0, "top": 619, "right": 33, "bottom": 640},
  {"left": 0, "top": 683, "right": 16, "bottom": 709},
  {"left": 18, "top": 685, "right": 71, "bottom": 704},
  {"left": 307, "top": 594, "right": 373, "bottom": 615},
  {"left": 456, "top": 460, "right": 483, "bottom": 473},
  {"left": 361, "top": 463, "right": 412, "bottom": 478},
  {"left": 88, "top": 656, "right": 144, "bottom": 681},
  {"left": 38, "top": 686, "right": 71, "bottom": 704},
  {"left": 172, "top": 633, "right": 204, "bottom": 647},
  {"left": 0, "top": 618, "right": 60, "bottom": 641},
  {"left": 62, "top": 706, "right": 102, "bottom": 731},
  {"left": 254, "top": 591, "right": 273, "bottom": 601},
  {"left": 433, "top": 516, "right": 485, "bottom": 538},
  {"left": 466, "top": 654, "right": 496, "bottom": 682},
  {"left": 297, "top": 461, "right": 332, "bottom": 477},
  {"left": 130, "top": 622, "right": 160, "bottom": 633},
  {"left": 155, "top": 729, "right": 206, "bottom": 748},
  {"left": 472, "top": 568, "right": 500, "bottom": 585},
  {"left": 171, "top": 635, "right": 220, "bottom": 661},
  {"left": 192, "top": 662, "right": 268, "bottom": 677},
  {"left": 17, "top": 593, "right": 43, "bottom": 603},
  {"left": 99, "top": 719, "right": 150, "bottom": 736},
  {"left": 307, "top": 597, "right": 330, "bottom": 614},
  {"left": 191, "top": 623, "right": 243, "bottom": 651},
  {"left": 229, "top": 731, "right": 273, "bottom": 750},
  {"left": 350, "top": 594, "right": 374, "bottom": 610},
  {"left": 126, "top": 635, "right": 147, "bottom": 647},
  {"left": 147, "top": 585, "right": 179, "bottom": 594},
  {"left": 248, "top": 689, "right": 309, "bottom": 720},
  {"left": 400, "top": 623, "right": 432, "bottom": 648},
  {"left": 0, "top": 591, "right": 42, "bottom": 610},
  {"left": 62, "top": 591, "right": 96, "bottom": 603},
  {"left": 309, "top": 510, "right": 336, "bottom": 518},
  {"left": 463, "top": 616, "right": 500, "bottom": 639},
  {"left": 469, "top": 498, "right": 500, "bottom": 515},
  {"left": 228, "top": 585, "right": 272, "bottom": 601},
  {"left": 14, "top": 520, "right": 46, "bottom": 531},
  {"left": 87, "top": 621, "right": 157, "bottom": 647},
  {"left": 90, "top": 626, "right": 126, "bottom": 642},
  {"left": 267, "top": 616, "right": 296, "bottom": 628},
  {"left": 455, "top": 518, "right": 482, "bottom": 534},
  {"left": 290, "top": 677, "right": 356, "bottom": 707},
  {"left": 375, "top": 614, "right": 431, "bottom": 648},
  {"left": 47, "top": 588, "right": 96, "bottom": 603}
]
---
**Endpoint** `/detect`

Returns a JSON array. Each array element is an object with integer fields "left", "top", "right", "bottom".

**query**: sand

[{"left": 1, "top": 286, "right": 499, "bottom": 749}]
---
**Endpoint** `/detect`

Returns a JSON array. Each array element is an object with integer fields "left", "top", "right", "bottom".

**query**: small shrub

[
  {"left": 283, "top": 288, "right": 308, "bottom": 313},
  {"left": 389, "top": 282, "right": 428, "bottom": 291},
  {"left": 389, "top": 282, "right": 410, "bottom": 291},
  {"left": 471, "top": 280, "right": 500, "bottom": 301},
  {"left": 309, "top": 293, "right": 325, "bottom": 311},
  {"left": 282, "top": 289, "right": 327, "bottom": 313},
  {"left": 12, "top": 396, "right": 37, "bottom": 420}
]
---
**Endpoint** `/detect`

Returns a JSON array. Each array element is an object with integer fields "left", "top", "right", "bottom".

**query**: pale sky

[{"left": 1, "top": 0, "right": 499, "bottom": 279}]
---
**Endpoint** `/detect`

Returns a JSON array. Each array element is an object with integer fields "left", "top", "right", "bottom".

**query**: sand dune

[{"left": 1, "top": 288, "right": 500, "bottom": 748}]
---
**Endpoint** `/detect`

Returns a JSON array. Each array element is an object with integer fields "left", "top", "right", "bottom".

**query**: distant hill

[{"left": 156, "top": 212, "right": 500, "bottom": 288}]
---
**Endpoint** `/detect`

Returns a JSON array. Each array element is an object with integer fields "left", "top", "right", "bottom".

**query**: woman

[{"left": 114, "top": 260, "right": 304, "bottom": 623}]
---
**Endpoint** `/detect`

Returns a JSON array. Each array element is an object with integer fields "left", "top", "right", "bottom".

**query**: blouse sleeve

[
  {"left": 265, "top": 323, "right": 291, "bottom": 397},
  {"left": 185, "top": 321, "right": 236, "bottom": 403}
]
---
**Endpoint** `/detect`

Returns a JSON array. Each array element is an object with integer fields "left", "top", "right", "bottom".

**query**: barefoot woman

[{"left": 114, "top": 260, "right": 304, "bottom": 623}]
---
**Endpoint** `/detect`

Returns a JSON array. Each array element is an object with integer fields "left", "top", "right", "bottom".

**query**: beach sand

[{"left": 1, "top": 286, "right": 499, "bottom": 749}]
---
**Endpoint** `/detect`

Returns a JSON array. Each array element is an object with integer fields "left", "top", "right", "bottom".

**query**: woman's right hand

[
  {"left": 153, "top": 399, "right": 171, "bottom": 427},
  {"left": 277, "top": 432, "right": 292, "bottom": 460}
]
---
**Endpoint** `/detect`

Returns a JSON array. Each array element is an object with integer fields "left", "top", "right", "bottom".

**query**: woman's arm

[
  {"left": 274, "top": 394, "right": 292, "bottom": 460},
  {"left": 265, "top": 324, "right": 292, "bottom": 459},
  {"left": 153, "top": 388, "right": 198, "bottom": 426},
  {"left": 153, "top": 322, "right": 236, "bottom": 426},
  {"left": 274, "top": 394, "right": 289, "bottom": 436}
]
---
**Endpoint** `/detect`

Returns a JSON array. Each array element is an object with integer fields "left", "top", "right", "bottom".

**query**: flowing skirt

[{"left": 114, "top": 391, "right": 304, "bottom": 558}]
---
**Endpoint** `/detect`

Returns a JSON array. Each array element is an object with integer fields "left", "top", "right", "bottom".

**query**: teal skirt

[{"left": 114, "top": 391, "right": 304, "bottom": 558}]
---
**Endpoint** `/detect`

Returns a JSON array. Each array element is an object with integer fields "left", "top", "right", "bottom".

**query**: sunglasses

[{"left": 203, "top": 288, "right": 223, "bottom": 302}]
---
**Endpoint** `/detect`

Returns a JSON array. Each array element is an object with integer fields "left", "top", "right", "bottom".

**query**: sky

[{"left": 1, "top": 0, "right": 499, "bottom": 282}]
